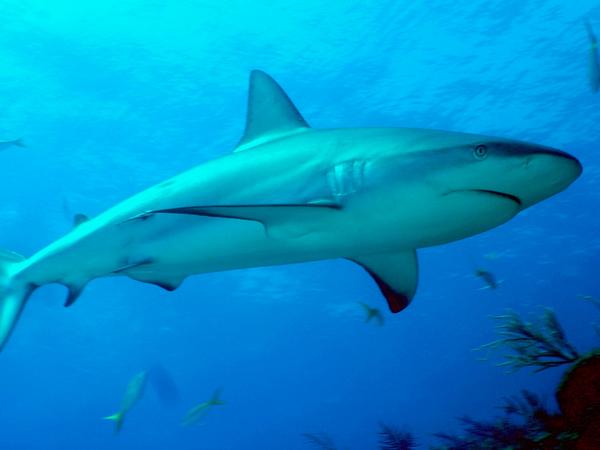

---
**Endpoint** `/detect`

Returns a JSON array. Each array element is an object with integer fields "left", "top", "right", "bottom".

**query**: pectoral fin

[
  {"left": 349, "top": 250, "right": 418, "bottom": 313},
  {"left": 129, "top": 203, "right": 340, "bottom": 238}
]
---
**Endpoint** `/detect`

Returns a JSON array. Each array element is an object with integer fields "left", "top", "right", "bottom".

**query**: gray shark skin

[{"left": 0, "top": 70, "right": 582, "bottom": 352}]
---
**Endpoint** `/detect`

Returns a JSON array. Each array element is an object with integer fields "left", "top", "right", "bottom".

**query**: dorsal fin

[{"left": 235, "top": 70, "right": 309, "bottom": 152}]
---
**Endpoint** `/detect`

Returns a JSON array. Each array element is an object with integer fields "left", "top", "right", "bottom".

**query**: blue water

[{"left": 1, "top": 1, "right": 599, "bottom": 449}]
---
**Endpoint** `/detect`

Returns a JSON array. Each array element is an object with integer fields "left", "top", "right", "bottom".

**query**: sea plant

[
  {"left": 479, "top": 309, "right": 580, "bottom": 372},
  {"left": 432, "top": 390, "right": 575, "bottom": 449},
  {"left": 378, "top": 422, "right": 416, "bottom": 450},
  {"left": 302, "top": 304, "right": 600, "bottom": 449},
  {"left": 303, "top": 432, "right": 337, "bottom": 450}
]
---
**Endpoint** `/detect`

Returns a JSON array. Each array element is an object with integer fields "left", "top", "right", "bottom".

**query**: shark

[
  {"left": 586, "top": 20, "right": 600, "bottom": 92},
  {"left": 0, "top": 70, "right": 582, "bottom": 352}
]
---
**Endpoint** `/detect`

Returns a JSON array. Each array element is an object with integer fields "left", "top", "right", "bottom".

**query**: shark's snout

[{"left": 516, "top": 146, "right": 582, "bottom": 208}]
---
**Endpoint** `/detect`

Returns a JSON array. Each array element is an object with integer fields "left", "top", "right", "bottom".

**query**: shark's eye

[{"left": 473, "top": 144, "right": 488, "bottom": 160}]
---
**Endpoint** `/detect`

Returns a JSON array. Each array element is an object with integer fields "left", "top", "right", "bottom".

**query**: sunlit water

[{"left": 0, "top": 1, "right": 599, "bottom": 448}]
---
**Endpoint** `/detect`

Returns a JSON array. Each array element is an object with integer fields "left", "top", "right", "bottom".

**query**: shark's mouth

[
  {"left": 471, "top": 189, "right": 522, "bottom": 206},
  {"left": 446, "top": 189, "right": 522, "bottom": 207}
]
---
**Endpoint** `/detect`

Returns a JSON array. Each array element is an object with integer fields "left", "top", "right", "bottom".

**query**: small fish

[
  {"left": 182, "top": 388, "right": 224, "bottom": 427},
  {"left": 359, "top": 302, "right": 384, "bottom": 326},
  {"left": 585, "top": 20, "right": 600, "bottom": 92},
  {"left": 0, "top": 138, "right": 25, "bottom": 151},
  {"left": 579, "top": 294, "right": 600, "bottom": 308},
  {"left": 103, "top": 370, "right": 148, "bottom": 434},
  {"left": 475, "top": 268, "right": 498, "bottom": 290},
  {"left": 484, "top": 251, "right": 500, "bottom": 260}
]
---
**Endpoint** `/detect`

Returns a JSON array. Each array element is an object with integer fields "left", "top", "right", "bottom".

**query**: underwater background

[{"left": 0, "top": 0, "right": 599, "bottom": 448}]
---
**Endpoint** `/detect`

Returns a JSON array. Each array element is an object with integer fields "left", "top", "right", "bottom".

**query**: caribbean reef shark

[
  {"left": 586, "top": 20, "right": 600, "bottom": 92},
  {"left": 0, "top": 70, "right": 582, "bottom": 351}
]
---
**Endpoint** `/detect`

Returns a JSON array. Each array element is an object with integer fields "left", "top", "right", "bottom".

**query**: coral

[
  {"left": 378, "top": 423, "right": 416, "bottom": 450},
  {"left": 480, "top": 309, "right": 580, "bottom": 372},
  {"left": 303, "top": 432, "right": 338, "bottom": 450},
  {"left": 432, "top": 391, "right": 574, "bottom": 449},
  {"left": 301, "top": 307, "right": 600, "bottom": 449},
  {"left": 556, "top": 353, "right": 600, "bottom": 447}
]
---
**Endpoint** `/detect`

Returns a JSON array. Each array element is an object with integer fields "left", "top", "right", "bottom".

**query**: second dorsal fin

[{"left": 235, "top": 70, "right": 309, "bottom": 152}]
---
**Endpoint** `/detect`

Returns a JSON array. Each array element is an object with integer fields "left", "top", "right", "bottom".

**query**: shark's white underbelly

[
  {"left": 17, "top": 176, "right": 520, "bottom": 290},
  {"left": 125, "top": 215, "right": 387, "bottom": 278},
  {"left": 123, "top": 188, "right": 520, "bottom": 282}
]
